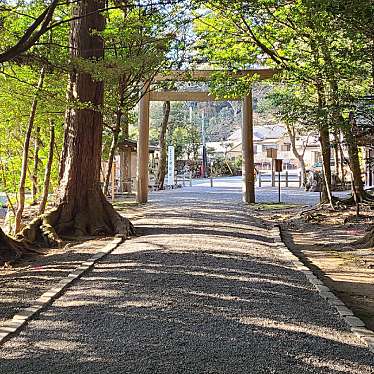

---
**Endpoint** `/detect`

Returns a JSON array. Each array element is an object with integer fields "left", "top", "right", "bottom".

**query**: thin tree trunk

[
  {"left": 345, "top": 113, "right": 365, "bottom": 199},
  {"left": 338, "top": 136, "right": 346, "bottom": 186},
  {"left": 104, "top": 129, "right": 120, "bottom": 196},
  {"left": 320, "top": 124, "right": 333, "bottom": 203},
  {"left": 316, "top": 82, "right": 333, "bottom": 206},
  {"left": 333, "top": 130, "right": 340, "bottom": 186},
  {"left": 104, "top": 73, "right": 129, "bottom": 195},
  {"left": 156, "top": 101, "right": 171, "bottom": 190},
  {"left": 31, "top": 126, "right": 40, "bottom": 205},
  {"left": 121, "top": 110, "right": 131, "bottom": 192},
  {"left": 15, "top": 66, "right": 45, "bottom": 233},
  {"left": 285, "top": 123, "right": 307, "bottom": 185},
  {"left": 311, "top": 40, "right": 333, "bottom": 205},
  {"left": 39, "top": 121, "right": 55, "bottom": 215},
  {"left": 299, "top": 158, "right": 307, "bottom": 186}
]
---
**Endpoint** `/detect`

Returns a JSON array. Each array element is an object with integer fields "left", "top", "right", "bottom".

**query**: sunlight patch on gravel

[{"left": 239, "top": 316, "right": 364, "bottom": 346}]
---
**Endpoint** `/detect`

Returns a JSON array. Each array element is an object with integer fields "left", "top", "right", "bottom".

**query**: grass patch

[{"left": 113, "top": 200, "right": 140, "bottom": 209}]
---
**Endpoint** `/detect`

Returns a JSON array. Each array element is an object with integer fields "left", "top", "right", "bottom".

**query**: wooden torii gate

[{"left": 136, "top": 69, "right": 277, "bottom": 204}]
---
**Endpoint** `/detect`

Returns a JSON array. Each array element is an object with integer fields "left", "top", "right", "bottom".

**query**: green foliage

[
  {"left": 1, "top": 0, "right": 372, "bottom": 212},
  {"left": 0, "top": 1, "right": 185, "bottom": 203},
  {"left": 211, "top": 156, "right": 242, "bottom": 176},
  {"left": 195, "top": 0, "right": 373, "bottom": 137},
  {"left": 150, "top": 101, "right": 201, "bottom": 161},
  {"left": 0, "top": 64, "right": 65, "bottom": 195},
  {"left": 171, "top": 124, "right": 200, "bottom": 161}
]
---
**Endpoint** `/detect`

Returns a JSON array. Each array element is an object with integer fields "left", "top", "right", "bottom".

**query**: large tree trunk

[
  {"left": 0, "top": 0, "right": 133, "bottom": 265},
  {"left": 47, "top": 0, "right": 133, "bottom": 238},
  {"left": 15, "top": 66, "right": 45, "bottom": 233},
  {"left": 39, "top": 121, "right": 55, "bottom": 215},
  {"left": 155, "top": 101, "right": 170, "bottom": 190}
]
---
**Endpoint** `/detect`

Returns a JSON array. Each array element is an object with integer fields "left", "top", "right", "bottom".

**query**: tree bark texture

[
  {"left": 155, "top": 101, "right": 171, "bottom": 190},
  {"left": 319, "top": 123, "right": 333, "bottom": 203},
  {"left": 338, "top": 137, "right": 346, "bottom": 186},
  {"left": 50, "top": 0, "right": 133, "bottom": 238}
]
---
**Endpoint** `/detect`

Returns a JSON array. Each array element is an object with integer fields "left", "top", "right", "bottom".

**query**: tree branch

[{"left": 0, "top": 0, "right": 60, "bottom": 63}]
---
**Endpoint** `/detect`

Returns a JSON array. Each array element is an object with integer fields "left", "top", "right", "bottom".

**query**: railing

[{"left": 258, "top": 171, "right": 303, "bottom": 187}]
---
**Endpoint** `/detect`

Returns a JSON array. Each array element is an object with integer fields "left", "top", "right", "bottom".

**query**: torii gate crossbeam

[{"left": 136, "top": 69, "right": 278, "bottom": 204}]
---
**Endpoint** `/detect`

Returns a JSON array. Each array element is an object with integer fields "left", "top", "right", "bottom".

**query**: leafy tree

[
  {"left": 260, "top": 84, "right": 316, "bottom": 184},
  {"left": 0, "top": 0, "right": 135, "bottom": 261},
  {"left": 101, "top": 3, "right": 176, "bottom": 195},
  {"left": 195, "top": 0, "right": 372, "bottom": 204}
]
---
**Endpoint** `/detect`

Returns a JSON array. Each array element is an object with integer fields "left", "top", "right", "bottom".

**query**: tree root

[
  {"left": 19, "top": 195, "right": 135, "bottom": 245},
  {"left": 0, "top": 229, "right": 31, "bottom": 264},
  {"left": 0, "top": 189, "right": 135, "bottom": 265},
  {"left": 302, "top": 192, "right": 374, "bottom": 218},
  {"left": 335, "top": 191, "right": 374, "bottom": 207},
  {"left": 353, "top": 227, "right": 374, "bottom": 249}
]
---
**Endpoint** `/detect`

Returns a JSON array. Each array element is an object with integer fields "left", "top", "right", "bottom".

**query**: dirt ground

[{"left": 252, "top": 203, "right": 374, "bottom": 331}]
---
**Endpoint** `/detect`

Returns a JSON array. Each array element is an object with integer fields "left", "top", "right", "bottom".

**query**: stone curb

[
  {"left": 0, "top": 237, "right": 123, "bottom": 346},
  {"left": 269, "top": 225, "right": 374, "bottom": 354}
]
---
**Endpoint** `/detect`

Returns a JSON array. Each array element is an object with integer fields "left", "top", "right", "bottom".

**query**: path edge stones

[
  {"left": 270, "top": 225, "right": 374, "bottom": 354},
  {"left": 0, "top": 237, "right": 123, "bottom": 346}
]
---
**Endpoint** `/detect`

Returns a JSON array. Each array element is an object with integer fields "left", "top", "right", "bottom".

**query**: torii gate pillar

[
  {"left": 242, "top": 91, "right": 256, "bottom": 203},
  {"left": 136, "top": 90, "right": 150, "bottom": 203}
]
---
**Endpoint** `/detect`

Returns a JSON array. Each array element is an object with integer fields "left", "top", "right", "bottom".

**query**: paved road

[
  {"left": 190, "top": 176, "right": 349, "bottom": 206},
  {"left": 0, "top": 187, "right": 372, "bottom": 373}
]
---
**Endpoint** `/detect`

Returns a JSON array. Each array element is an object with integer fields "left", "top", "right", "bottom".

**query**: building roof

[
  {"left": 205, "top": 141, "right": 233, "bottom": 154},
  {"left": 228, "top": 125, "right": 286, "bottom": 142},
  {"left": 118, "top": 139, "right": 156, "bottom": 153}
]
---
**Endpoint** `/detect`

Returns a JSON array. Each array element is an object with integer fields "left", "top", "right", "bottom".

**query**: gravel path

[
  {"left": 0, "top": 187, "right": 373, "bottom": 373},
  {"left": 0, "top": 238, "right": 114, "bottom": 324}
]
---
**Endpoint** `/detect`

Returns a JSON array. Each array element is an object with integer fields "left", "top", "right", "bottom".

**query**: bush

[{"left": 211, "top": 157, "right": 242, "bottom": 176}]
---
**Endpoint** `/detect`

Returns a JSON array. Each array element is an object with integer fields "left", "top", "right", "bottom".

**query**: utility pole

[{"left": 201, "top": 107, "right": 208, "bottom": 178}]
